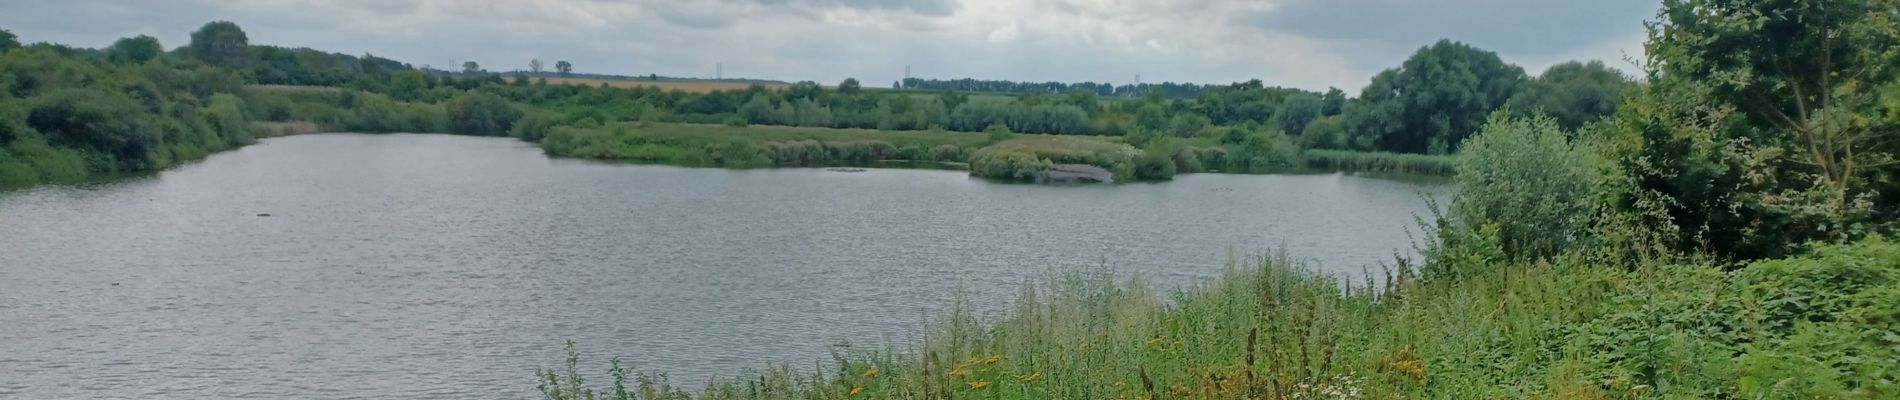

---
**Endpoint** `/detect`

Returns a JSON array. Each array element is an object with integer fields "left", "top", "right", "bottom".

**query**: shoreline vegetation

[
  {"left": 7, "top": 14, "right": 1626, "bottom": 189},
  {"left": 529, "top": 1, "right": 1900, "bottom": 398},
  {"left": 539, "top": 238, "right": 1899, "bottom": 400},
  {"left": 1, "top": 0, "right": 1896, "bottom": 398}
]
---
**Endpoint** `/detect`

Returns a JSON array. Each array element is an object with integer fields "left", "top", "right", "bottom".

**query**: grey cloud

[
  {"left": 741, "top": 0, "right": 956, "bottom": 17},
  {"left": 654, "top": 7, "right": 736, "bottom": 29},
  {"left": 1249, "top": 0, "right": 1657, "bottom": 56}
]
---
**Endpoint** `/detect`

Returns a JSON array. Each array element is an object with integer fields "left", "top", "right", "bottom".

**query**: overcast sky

[{"left": 0, "top": 0, "right": 1658, "bottom": 92}]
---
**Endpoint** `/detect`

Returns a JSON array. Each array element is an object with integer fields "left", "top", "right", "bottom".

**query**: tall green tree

[
  {"left": 1506, "top": 60, "right": 1632, "bottom": 130},
  {"left": 1274, "top": 93, "right": 1322, "bottom": 137},
  {"left": 0, "top": 28, "right": 18, "bottom": 54},
  {"left": 1346, "top": 40, "right": 1526, "bottom": 154},
  {"left": 1605, "top": 0, "right": 1900, "bottom": 261},
  {"left": 462, "top": 61, "right": 481, "bottom": 74},
  {"left": 555, "top": 60, "right": 572, "bottom": 76},
  {"left": 188, "top": 21, "right": 251, "bottom": 69},
  {"left": 1319, "top": 87, "right": 1346, "bottom": 116},
  {"left": 107, "top": 35, "right": 163, "bottom": 64}
]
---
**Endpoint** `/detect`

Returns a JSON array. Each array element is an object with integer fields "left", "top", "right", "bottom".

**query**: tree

[
  {"left": 387, "top": 70, "right": 432, "bottom": 101},
  {"left": 0, "top": 28, "right": 18, "bottom": 54},
  {"left": 838, "top": 78, "right": 861, "bottom": 94},
  {"left": 1274, "top": 93, "right": 1322, "bottom": 137},
  {"left": 462, "top": 61, "right": 481, "bottom": 74},
  {"left": 1450, "top": 113, "right": 1599, "bottom": 261},
  {"left": 1320, "top": 87, "right": 1346, "bottom": 116},
  {"left": 188, "top": 21, "right": 251, "bottom": 69},
  {"left": 556, "top": 60, "right": 572, "bottom": 77},
  {"left": 444, "top": 91, "right": 520, "bottom": 136},
  {"left": 1345, "top": 40, "right": 1526, "bottom": 154},
  {"left": 529, "top": 59, "right": 543, "bottom": 74},
  {"left": 1505, "top": 60, "right": 1632, "bottom": 130},
  {"left": 107, "top": 35, "right": 162, "bottom": 64},
  {"left": 1604, "top": 0, "right": 1900, "bottom": 261}
]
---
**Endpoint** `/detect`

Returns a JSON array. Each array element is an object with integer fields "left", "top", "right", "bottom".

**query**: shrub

[
  {"left": 1449, "top": 113, "right": 1599, "bottom": 261},
  {"left": 968, "top": 148, "right": 1051, "bottom": 180},
  {"left": 444, "top": 91, "right": 520, "bottom": 136}
]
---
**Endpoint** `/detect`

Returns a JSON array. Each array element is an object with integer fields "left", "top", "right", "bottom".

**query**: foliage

[
  {"left": 1300, "top": 149, "right": 1456, "bottom": 175},
  {"left": 1449, "top": 113, "right": 1600, "bottom": 261},
  {"left": 538, "top": 237, "right": 1900, "bottom": 400},
  {"left": 187, "top": 21, "right": 251, "bottom": 69},
  {"left": 444, "top": 91, "right": 520, "bottom": 136},
  {"left": 1344, "top": 40, "right": 1526, "bottom": 154},
  {"left": 1274, "top": 92, "right": 1323, "bottom": 137},
  {"left": 968, "top": 148, "right": 1053, "bottom": 180},
  {"left": 1601, "top": 0, "right": 1900, "bottom": 261},
  {"left": 106, "top": 35, "right": 162, "bottom": 65},
  {"left": 1505, "top": 60, "right": 1632, "bottom": 130},
  {"left": 0, "top": 43, "right": 255, "bottom": 188},
  {"left": 0, "top": 28, "right": 18, "bottom": 54}
]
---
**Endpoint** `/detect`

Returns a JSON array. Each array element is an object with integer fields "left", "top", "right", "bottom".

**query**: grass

[
  {"left": 538, "top": 122, "right": 996, "bottom": 167},
  {"left": 539, "top": 237, "right": 1900, "bottom": 399},
  {"left": 542, "top": 77, "right": 788, "bottom": 93},
  {"left": 1301, "top": 149, "right": 1457, "bottom": 176}
]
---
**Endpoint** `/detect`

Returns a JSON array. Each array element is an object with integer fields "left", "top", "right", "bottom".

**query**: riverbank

[
  {"left": 538, "top": 237, "right": 1899, "bottom": 399},
  {"left": 533, "top": 122, "right": 1453, "bottom": 182}
]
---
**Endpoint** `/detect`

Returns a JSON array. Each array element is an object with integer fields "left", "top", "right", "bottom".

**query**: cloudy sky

[{"left": 0, "top": 0, "right": 1658, "bottom": 92}]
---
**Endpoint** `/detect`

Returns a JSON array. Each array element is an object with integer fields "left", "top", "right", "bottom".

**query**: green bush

[
  {"left": 444, "top": 91, "right": 519, "bottom": 136},
  {"left": 1449, "top": 113, "right": 1599, "bottom": 261},
  {"left": 968, "top": 148, "right": 1051, "bottom": 180}
]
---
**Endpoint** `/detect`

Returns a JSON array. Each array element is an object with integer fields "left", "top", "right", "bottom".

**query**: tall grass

[
  {"left": 1302, "top": 149, "right": 1456, "bottom": 175},
  {"left": 538, "top": 237, "right": 1900, "bottom": 399}
]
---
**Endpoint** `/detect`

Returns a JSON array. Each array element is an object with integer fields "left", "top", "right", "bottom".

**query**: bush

[
  {"left": 929, "top": 144, "right": 963, "bottom": 162},
  {"left": 1449, "top": 113, "right": 1599, "bottom": 261},
  {"left": 444, "top": 91, "right": 520, "bottom": 136},
  {"left": 968, "top": 148, "right": 1051, "bottom": 180},
  {"left": 510, "top": 112, "right": 563, "bottom": 141}
]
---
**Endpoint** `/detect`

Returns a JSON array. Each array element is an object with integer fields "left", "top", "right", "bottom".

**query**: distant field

[{"left": 541, "top": 77, "right": 787, "bottom": 92}]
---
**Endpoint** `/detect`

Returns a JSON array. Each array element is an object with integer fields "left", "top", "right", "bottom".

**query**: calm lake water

[{"left": 0, "top": 134, "right": 1449, "bottom": 399}]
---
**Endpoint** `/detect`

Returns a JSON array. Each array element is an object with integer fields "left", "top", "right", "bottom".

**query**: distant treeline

[
  {"left": 898, "top": 78, "right": 1221, "bottom": 99},
  {"left": 1, "top": 19, "right": 1634, "bottom": 187}
]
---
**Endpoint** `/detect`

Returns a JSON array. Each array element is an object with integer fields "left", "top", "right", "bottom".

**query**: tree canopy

[
  {"left": 1505, "top": 60, "right": 1632, "bottom": 130},
  {"left": 1345, "top": 40, "right": 1526, "bottom": 154},
  {"left": 188, "top": 21, "right": 251, "bottom": 69}
]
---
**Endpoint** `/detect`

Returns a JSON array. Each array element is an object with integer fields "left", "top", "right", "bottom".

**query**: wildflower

[
  {"left": 1393, "top": 359, "right": 1424, "bottom": 377},
  {"left": 968, "top": 380, "right": 990, "bottom": 389},
  {"left": 862, "top": 368, "right": 878, "bottom": 378},
  {"left": 1019, "top": 371, "right": 1042, "bottom": 382},
  {"left": 981, "top": 354, "right": 1003, "bottom": 364},
  {"left": 849, "top": 386, "right": 863, "bottom": 395},
  {"left": 947, "top": 366, "right": 971, "bottom": 377}
]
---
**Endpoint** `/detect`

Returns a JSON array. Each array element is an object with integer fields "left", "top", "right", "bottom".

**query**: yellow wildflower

[
  {"left": 1019, "top": 371, "right": 1042, "bottom": 382},
  {"left": 1393, "top": 359, "right": 1426, "bottom": 380},
  {"left": 862, "top": 368, "right": 878, "bottom": 378},
  {"left": 849, "top": 386, "right": 863, "bottom": 395},
  {"left": 947, "top": 366, "right": 971, "bottom": 377},
  {"left": 981, "top": 354, "right": 1003, "bottom": 364},
  {"left": 968, "top": 380, "right": 990, "bottom": 389}
]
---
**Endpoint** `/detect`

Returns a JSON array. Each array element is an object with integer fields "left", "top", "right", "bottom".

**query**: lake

[{"left": 0, "top": 134, "right": 1449, "bottom": 399}]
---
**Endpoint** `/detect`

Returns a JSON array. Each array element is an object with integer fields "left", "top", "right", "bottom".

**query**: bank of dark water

[{"left": 0, "top": 133, "right": 1448, "bottom": 399}]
